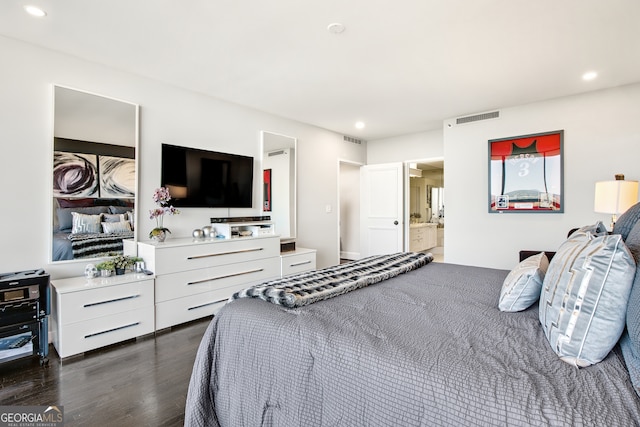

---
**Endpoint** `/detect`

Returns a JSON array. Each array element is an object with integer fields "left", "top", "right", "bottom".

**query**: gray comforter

[{"left": 185, "top": 262, "right": 640, "bottom": 426}]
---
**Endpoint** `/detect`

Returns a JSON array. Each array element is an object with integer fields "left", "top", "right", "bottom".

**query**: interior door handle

[{"left": 394, "top": 220, "right": 399, "bottom": 225}]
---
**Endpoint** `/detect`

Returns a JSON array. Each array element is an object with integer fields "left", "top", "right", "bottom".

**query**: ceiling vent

[
  {"left": 343, "top": 135, "right": 363, "bottom": 145},
  {"left": 456, "top": 110, "right": 500, "bottom": 125},
  {"left": 268, "top": 150, "right": 286, "bottom": 157}
]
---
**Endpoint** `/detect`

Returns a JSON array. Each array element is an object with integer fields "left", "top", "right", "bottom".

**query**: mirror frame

[
  {"left": 261, "top": 131, "right": 297, "bottom": 240},
  {"left": 50, "top": 85, "right": 140, "bottom": 265}
]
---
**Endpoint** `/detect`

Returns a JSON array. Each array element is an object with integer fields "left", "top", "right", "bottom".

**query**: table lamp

[{"left": 594, "top": 174, "right": 639, "bottom": 230}]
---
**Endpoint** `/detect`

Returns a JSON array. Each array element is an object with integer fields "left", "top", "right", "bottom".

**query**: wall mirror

[
  {"left": 261, "top": 131, "right": 296, "bottom": 240},
  {"left": 51, "top": 85, "right": 139, "bottom": 264}
]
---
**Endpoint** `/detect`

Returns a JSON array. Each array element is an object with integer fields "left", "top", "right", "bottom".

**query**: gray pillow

[
  {"left": 103, "top": 213, "right": 125, "bottom": 223},
  {"left": 570, "top": 220, "right": 608, "bottom": 239},
  {"left": 623, "top": 219, "right": 640, "bottom": 263},
  {"left": 109, "top": 205, "right": 130, "bottom": 215},
  {"left": 499, "top": 252, "right": 548, "bottom": 312},
  {"left": 620, "top": 219, "right": 640, "bottom": 395},
  {"left": 614, "top": 202, "right": 640, "bottom": 240},
  {"left": 540, "top": 232, "right": 635, "bottom": 367}
]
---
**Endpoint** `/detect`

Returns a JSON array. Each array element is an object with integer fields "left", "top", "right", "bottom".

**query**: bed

[
  {"left": 52, "top": 198, "right": 134, "bottom": 261},
  {"left": 185, "top": 209, "right": 640, "bottom": 426}
]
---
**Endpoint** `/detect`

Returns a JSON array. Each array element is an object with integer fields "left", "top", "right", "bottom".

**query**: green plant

[
  {"left": 112, "top": 255, "right": 142, "bottom": 270},
  {"left": 96, "top": 260, "right": 115, "bottom": 271}
]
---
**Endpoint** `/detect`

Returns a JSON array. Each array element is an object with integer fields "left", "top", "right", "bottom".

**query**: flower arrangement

[{"left": 149, "top": 187, "right": 180, "bottom": 241}]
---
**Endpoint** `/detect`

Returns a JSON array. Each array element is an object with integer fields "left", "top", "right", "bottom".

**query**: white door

[{"left": 360, "top": 163, "right": 404, "bottom": 257}]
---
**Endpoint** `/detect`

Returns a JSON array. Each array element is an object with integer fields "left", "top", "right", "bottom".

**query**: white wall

[
  {"left": 0, "top": 36, "right": 365, "bottom": 278},
  {"left": 367, "top": 130, "right": 444, "bottom": 164},
  {"left": 444, "top": 83, "right": 640, "bottom": 269}
]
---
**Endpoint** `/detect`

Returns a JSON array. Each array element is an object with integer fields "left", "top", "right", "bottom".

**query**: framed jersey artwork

[{"left": 488, "top": 130, "right": 564, "bottom": 213}]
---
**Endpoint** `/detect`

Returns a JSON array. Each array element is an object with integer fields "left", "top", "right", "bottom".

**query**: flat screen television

[{"left": 161, "top": 143, "right": 254, "bottom": 208}]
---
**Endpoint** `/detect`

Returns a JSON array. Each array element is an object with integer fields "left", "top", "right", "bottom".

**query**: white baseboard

[{"left": 340, "top": 251, "right": 360, "bottom": 260}]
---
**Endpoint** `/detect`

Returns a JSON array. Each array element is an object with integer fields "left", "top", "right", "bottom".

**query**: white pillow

[
  {"left": 499, "top": 252, "right": 548, "bottom": 312},
  {"left": 101, "top": 221, "right": 132, "bottom": 233},
  {"left": 71, "top": 212, "right": 102, "bottom": 234},
  {"left": 540, "top": 232, "right": 635, "bottom": 367}
]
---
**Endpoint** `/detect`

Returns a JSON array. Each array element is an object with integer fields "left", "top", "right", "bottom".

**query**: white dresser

[
  {"left": 280, "top": 247, "right": 317, "bottom": 277},
  {"left": 138, "top": 235, "right": 281, "bottom": 330},
  {"left": 50, "top": 273, "right": 155, "bottom": 359}
]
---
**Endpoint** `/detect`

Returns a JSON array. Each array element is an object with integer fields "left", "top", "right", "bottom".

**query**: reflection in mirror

[
  {"left": 51, "top": 86, "right": 138, "bottom": 263},
  {"left": 261, "top": 131, "right": 296, "bottom": 240}
]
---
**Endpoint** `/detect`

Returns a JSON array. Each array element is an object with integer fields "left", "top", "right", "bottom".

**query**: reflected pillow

[
  {"left": 499, "top": 252, "right": 548, "bottom": 312},
  {"left": 101, "top": 221, "right": 132, "bottom": 233},
  {"left": 71, "top": 212, "right": 102, "bottom": 234},
  {"left": 103, "top": 213, "right": 125, "bottom": 223},
  {"left": 540, "top": 232, "right": 635, "bottom": 367},
  {"left": 109, "top": 205, "right": 130, "bottom": 214},
  {"left": 126, "top": 210, "right": 135, "bottom": 231}
]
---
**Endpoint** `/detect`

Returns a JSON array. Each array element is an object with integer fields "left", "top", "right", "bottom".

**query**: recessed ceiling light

[
  {"left": 582, "top": 71, "right": 598, "bottom": 81},
  {"left": 24, "top": 5, "right": 47, "bottom": 17},
  {"left": 355, "top": 121, "right": 365, "bottom": 129},
  {"left": 327, "top": 23, "right": 346, "bottom": 34}
]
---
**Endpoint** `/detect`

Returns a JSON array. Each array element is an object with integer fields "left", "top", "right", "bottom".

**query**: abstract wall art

[{"left": 53, "top": 151, "right": 99, "bottom": 197}]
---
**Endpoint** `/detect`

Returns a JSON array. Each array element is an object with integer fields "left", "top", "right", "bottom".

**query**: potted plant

[
  {"left": 96, "top": 259, "right": 115, "bottom": 277},
  {"left": 149, "top": 187, "right": 180, "bottom": 242},
  {"left": 112, "top": 255, "right": 142, "bottom": 275}
]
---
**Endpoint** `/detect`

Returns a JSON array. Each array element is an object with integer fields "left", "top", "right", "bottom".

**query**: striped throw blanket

[
  {"left": 231, "top": 252, "right": 432, "bottom": 308},
  {"left": 68, "top": 231, "right": 134, "bottom": 259}
]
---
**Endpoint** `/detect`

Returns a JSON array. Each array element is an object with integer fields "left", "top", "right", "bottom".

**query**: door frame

[{"left": 337, "top": 159, "right": 364, "bottom": 261}]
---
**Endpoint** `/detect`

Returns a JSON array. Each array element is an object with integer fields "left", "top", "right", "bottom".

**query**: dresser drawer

[
  {"left": 281, "top": 252, "right": 316, "bottom": 277},
  {"left": 55, "top": 305, "right": 154, "bottom": 358},
  {"left": 143, "top": 237, "right": 280, "bottom": 274},
  {"left": 155, "top": 257, "right": 280, "bottom": 303},
  {"left": 155, "top": 278, "right": 268, "bottom": 329},
  {"left": 57, "top": 279, "right": 154, "bottom": 325}
]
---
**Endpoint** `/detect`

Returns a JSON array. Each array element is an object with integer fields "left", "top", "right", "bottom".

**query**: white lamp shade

[{"left": 594, "top": 180, "right": 639, "bottom": 215}]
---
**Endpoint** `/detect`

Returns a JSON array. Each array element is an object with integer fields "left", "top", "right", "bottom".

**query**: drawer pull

[
  {"left": 188, "top": 299, "right": 226, "bottom": 311},
  {"left": 85, "top": 322, "right": 140, "bottom": 338},
  {"left": 187, "top": 247, "right": 264, "bottom": 260},
  {"left": 290, "top": 260, "right": 312, "bottom": 267},
  {"left": 187, "top": 268, "right": 264, "bottom": 285},
  {"left": 84, "top": 294, "right": 140, "bottom": 307}
]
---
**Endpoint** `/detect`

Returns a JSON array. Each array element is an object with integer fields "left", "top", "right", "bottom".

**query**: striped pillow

[
  {"left": 71, "top": 212, "right": 102, "bottom": 234},
  {"left": 540, "top": 232, "right": 635, "bottom": 367}
]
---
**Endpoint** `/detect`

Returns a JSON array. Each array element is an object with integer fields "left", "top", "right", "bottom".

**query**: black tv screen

[{"left": 161, "top": 143, "right": 254, "bottom": 208}]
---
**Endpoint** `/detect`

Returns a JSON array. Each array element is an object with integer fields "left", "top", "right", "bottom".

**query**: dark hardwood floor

[{"left": 0, "top": 317, "right": 212, "bottom": 426}]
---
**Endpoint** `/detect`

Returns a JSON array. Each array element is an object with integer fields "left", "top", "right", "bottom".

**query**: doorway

[
  {"left": 338, "top": 161, "right": 362, "bottom": 261},
  {"left": 407, "top": 159, "right": 444, "bottom": 262}
]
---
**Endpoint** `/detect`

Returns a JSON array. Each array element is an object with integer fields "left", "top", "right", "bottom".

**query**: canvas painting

[
  {"left": 99, "top": 156, "right": 135, "bottom": 198},
  {"left": 53, "top": 151, "right": 99, "bottom": 198}
]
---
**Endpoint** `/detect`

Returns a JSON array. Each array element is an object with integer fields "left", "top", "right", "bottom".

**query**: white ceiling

[{"left": 2, "top": 0, "right": 640, "bottom": 140}]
